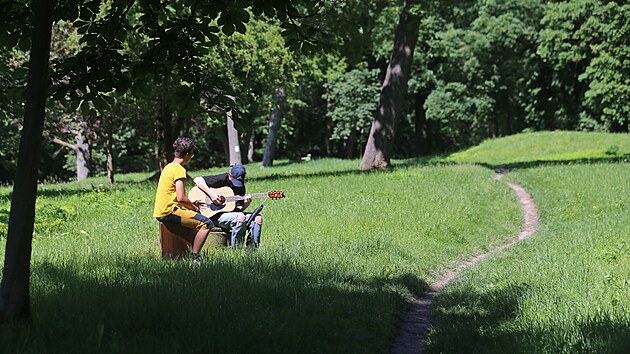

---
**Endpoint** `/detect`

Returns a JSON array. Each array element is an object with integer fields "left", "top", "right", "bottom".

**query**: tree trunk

[
  {"left": 414, "top": 90, "right": 431, "bottom": 156},
  {"left": 360, "top": 0, "right": 420, "bottom": 169},
  {"left": 488, "top": 115, "right": 499, "bottom": 138},
  {"left": 157, "top": 104, "right": 173, "bottom": 170},
  {"left": 75, "top": 117, "right": 91, "bottom": 181},
  {"left": 149, "top": 104, "right": 174, "bottom": 182},
  {"left": 0, "top": 0, "right": 53, "bottom": 322},
  {"left": 499, "top": 111, "right": 511, "bottom": 136},
  {"left": 226, "top": 105, "right": 242, "bottom": 165},
  {"left": 262, "top": 86, "right": 285, "bottom": 168},
  {"left": 105, "top": 127, "right": 114, "bottom": 184},
  {"left": 247, "top": 127, "right": 255, "bottom": 164},
  {"left": 343, "top": 130, "right": 356, "bottom": 159}
]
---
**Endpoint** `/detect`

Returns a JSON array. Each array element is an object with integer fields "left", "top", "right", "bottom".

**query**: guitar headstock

[{"left": 267, "top": 191, "right": 285, "bottom": 199}]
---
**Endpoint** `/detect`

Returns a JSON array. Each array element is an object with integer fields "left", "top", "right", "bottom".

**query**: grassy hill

[{"left": 448, "top": 130, "right": 630, "bottom": 167}]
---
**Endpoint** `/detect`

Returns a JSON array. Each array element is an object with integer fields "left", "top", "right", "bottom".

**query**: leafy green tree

[
  {"left": 323, "top": 61, "right": 380, "bottom": 158},
  {"left": 424, "top": 0, "right": 544, "bottom": 149},
  {"left": 203, "top": 17, "right": 296, "bottom": 165},
  {"left": 0, "top": 49, "right": 22, "bottom": 183},
  {"left": 424, "top": 82, "right": 493, "bottom": 149},
  {"left": 0, "top": 0, "right": 334, "bottom": 322},
  {"left": 538, "top": 0, "right": 630, "bottom": 132}
]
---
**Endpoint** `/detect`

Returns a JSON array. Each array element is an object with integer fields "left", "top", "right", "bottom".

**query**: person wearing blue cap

[{"left": 193, "top": 164, "right": 263, "bottom": 248}]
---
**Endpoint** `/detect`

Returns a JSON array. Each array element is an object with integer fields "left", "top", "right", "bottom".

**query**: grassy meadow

[
  {"left": 0, "top": 131, "right": 628, "bottom": 353},
  {"left": 432, "top": 132, "right": 630, "bottom": 353},
  {"left": 1, "top": 159, "right": 521, "bottom": 352}
]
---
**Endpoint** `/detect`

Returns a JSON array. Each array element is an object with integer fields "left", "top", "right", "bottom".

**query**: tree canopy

[{"left": 0, "top": 0, "right": 627, "bottom": 179}]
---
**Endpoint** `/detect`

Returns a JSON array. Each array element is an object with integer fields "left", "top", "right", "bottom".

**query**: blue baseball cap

[{"left": 230, "top": 164, "right": 246, "bottom": 187}]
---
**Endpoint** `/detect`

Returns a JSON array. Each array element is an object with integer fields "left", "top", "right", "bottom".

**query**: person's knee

[
  {"left": 237, "top": 213, "right": 246, "bottom": 222},
  {"left": 254, "top": 215, "right": 263, "bottom": 224},
  {"left": 193, "top": 212, "right": 215, "bottom": 230},
  {"left": 200, "top": 217, "right": 214, "bottom": 229}
]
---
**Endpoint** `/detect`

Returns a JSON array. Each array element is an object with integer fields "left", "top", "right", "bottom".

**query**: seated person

[
  {"left": 153, "top": 137, "right": 213, "bottom": 262},
  {"left": 193, "top": 164, "right": 263, "bottom": 248}
]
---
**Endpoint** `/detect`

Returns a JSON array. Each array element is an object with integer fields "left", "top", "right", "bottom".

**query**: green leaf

[
  {"left": 263, "top": 4, "right": 276, "bottom": 18},
  {"left": 92, "top": 95, "right": 111, "bottom": 113},
  {"left": 206, "top": 33, "right": 219, "bottom": 46},
  {"left": 7, "top": 86, "right": 27, "bottom": 103},
  {"left": 234, "top": 21, "right": 246, "bottom": 34},
  {"left": 79, "top": 7, "right": 93, "bottom": 21},
  {"left": 4, "top": 32, "right": 20, "bottom": 49},
  {"left": 80, "top": 99, "right": 91, "bottom": 114},
  {"left": 70, "top": 97, "right": 81, "bottom": 111},
  {"left": 252, "top": 2, "right": 264, "bottom": 16},
  {"left": 17, "top": 38, "right": 30, "bottom": 52},
  {"left": 222, "top": 24, "right": 235, "bottom": 36}
]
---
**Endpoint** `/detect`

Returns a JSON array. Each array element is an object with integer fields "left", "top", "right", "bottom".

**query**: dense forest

[{"left": 1, "top": 0, "right": 628, "bottom": 183}]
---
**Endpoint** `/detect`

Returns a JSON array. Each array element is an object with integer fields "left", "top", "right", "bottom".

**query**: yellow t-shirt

[{"left": 153, "top": 163, "right": 187, "bottom": 218}]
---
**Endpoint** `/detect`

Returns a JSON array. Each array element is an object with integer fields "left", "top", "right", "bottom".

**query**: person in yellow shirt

[{"left": 153, "top": 137, "right": 214, "bottom": 263}]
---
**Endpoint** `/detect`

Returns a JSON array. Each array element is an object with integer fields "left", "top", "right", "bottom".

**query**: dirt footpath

[{"left": 390, "top": 173, "right": 539, "bottom": 354}]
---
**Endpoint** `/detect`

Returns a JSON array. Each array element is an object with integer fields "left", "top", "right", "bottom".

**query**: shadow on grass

[
  {"left": 426, "top": 283, "right": 630, "bottom": 353},
  {"left": 33, "top": 181, "right": 149, "bottom": 199},
  {"left": 13, "top": 152, "right": 621, "bottom": 200},
  {"left": 247, "top": 157, "right": 454, "bottom": 184},
  {"left": 0, "top": 256, "right": 429, "bottom": 354},
  {"left": 478, "top": 154, "right": 630, "bottom": 172}
]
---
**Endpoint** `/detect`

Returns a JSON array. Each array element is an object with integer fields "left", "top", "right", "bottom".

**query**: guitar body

[
  {"left": 189, "top": 186, "right": 238, "bottom": 218},
  {"left": 189, "top": 186, "right": 285, "bottom": 218}
]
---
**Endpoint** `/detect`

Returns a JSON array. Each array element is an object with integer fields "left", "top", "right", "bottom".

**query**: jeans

[{"left": 216, "top": 212, "right": 262, "bottom": 247}]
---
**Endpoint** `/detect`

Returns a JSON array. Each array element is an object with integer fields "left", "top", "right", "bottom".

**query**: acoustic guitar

[{"left": 188, "top": 186, "right": 285, "bottom": 218}]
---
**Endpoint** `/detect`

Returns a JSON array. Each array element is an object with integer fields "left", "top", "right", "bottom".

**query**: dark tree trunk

[
  {"left": 499, "top": 111, "right": 511, "bottom": 136},
  {"left": 488, "top": 115, "right": 499, "bottom": 138},
  {"left": 149, "top": 104, "right": 174, "bottom": 182},
  {"left": 360, "top": 0, "right": 420, "bottom": 169},
  {"left": 414, "top": 90, "right": 431, "bottom": 156},
  {"left": 262, "top": 86, "right": 285, "bottom": 168},
  {"left": 157, "top": 104, "right": 173, "bottom": 170},
  {"left": 343, "top": 130, "right": 356, "bottom": 159},
  {"left": 0, "top": 0, "right": 53, "bottom": 322}
]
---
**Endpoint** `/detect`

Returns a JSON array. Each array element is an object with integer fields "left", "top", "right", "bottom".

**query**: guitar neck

[{"left": 224, "top": 193, "right": 269, "bottom": 202}]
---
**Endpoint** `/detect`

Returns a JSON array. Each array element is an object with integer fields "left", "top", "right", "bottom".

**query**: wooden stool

[{"left": 159, "top": 223, "right": 228, "bottom": 259}]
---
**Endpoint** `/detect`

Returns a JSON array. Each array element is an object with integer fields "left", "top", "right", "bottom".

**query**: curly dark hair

[{"left": 173, "top": 137, "right": 195, "bottom": 158}]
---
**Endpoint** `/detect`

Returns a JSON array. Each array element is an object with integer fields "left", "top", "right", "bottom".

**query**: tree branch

[{"left": 51, "top": 137, "right": 77, "bottom": 151}]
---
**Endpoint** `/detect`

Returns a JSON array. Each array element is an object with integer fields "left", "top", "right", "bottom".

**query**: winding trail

[{"left": 390, "top": 173, "right": 539, "bottom": 354}]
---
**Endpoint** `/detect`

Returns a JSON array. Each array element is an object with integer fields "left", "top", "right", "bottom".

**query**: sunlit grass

[
  {"left": 448, "top": 131, "right": 630, "bottom": 167},
  {"left": 0, "top": 158, "right": 520, "bottom": 353},
  {"left": 428, "top": 146, "right": 630, "bottom": 353},
  {"left": 3, "top": 131, "right": 627, "bottom": 353}
]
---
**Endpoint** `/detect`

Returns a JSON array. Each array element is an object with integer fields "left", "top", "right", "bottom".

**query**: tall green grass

[
  {"left": 428, "top": 132, "right": 630, "bottom": 353},
  {"left": 0, "top": 159, "right": 520, "bottom": 353}
]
